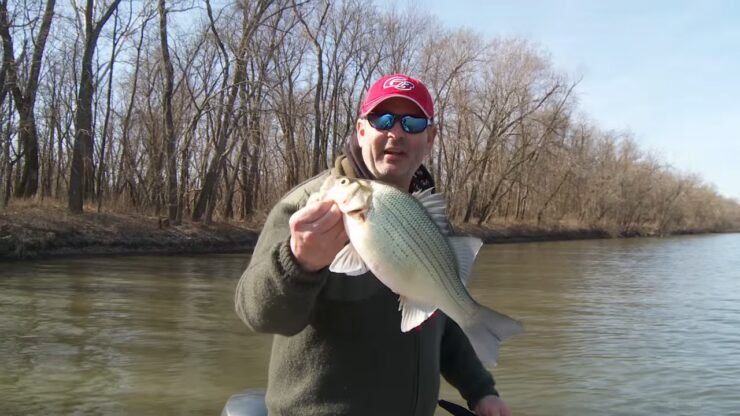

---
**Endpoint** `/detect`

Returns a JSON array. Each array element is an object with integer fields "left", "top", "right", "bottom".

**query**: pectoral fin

[
  {"left": 399, "top": 296, "right": 438, "bottom": 332},
  {"left": 329, "top": 244, "right": 369, "bottom": 276}
]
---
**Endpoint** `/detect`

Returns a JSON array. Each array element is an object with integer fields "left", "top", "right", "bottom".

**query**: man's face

[{"left": 356, "top": 97, "right": 436, "bottom": 190}]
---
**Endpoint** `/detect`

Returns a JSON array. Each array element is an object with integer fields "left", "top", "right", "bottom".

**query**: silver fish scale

[{"left": 369, "top": 185, "right": 471, "bottom": 313}]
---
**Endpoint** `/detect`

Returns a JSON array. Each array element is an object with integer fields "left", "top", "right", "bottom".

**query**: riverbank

[
  {"left": 1, "top": 202, "right": 733, "bottom": 260},
  {"left": 0, "top": 203, "right": 260, "bottom": 260}
]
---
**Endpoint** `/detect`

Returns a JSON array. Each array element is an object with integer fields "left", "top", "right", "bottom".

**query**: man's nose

[{"left": 387, "top": 120, "right": 405, "bottom": 140}]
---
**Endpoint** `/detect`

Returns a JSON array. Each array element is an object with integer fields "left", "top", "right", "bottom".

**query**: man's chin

[
  {"left": 374, "top": 166, "right": 412, "bottom": 188},
  {"left": 375, "top": 162, "right": 404, "bottom": 176}
]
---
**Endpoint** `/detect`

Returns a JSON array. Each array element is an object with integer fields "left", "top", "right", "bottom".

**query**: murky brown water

[{"left": 2, "top": 234, "right": 740, "bottom": 415}]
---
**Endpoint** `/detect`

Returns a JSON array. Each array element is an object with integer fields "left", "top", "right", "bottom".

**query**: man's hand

[
  {"left": 289, "top": 199, "right": 348, "bottom": 272},
  {"left": 474, "top": 395, "right": 511, "bottom": 416}
]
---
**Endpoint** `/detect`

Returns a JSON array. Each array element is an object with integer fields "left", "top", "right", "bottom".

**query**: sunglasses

[{"left": 365, "top": 113, "right": 432, "bottom": 134}]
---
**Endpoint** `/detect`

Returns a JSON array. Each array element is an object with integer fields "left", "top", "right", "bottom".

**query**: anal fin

[{"left": 399, "top": 296, "right": 437, "bottom": 332}]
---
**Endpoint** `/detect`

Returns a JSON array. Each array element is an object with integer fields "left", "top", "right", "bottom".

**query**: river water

[{"left": 1, "top": 234, "right": 739, "bottom": 415}]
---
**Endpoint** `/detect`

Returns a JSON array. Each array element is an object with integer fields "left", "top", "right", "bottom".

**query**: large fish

[{"left": 314, "top": 175, "right": 522, "bottom": 366}]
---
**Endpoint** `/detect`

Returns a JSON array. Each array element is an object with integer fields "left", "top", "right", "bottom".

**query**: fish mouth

[
  {"left": 347, "top": 207, "right": 368, "bottom": 222},
  {"left": 336, "top": 180, "right": 371, "bottom": 219}
]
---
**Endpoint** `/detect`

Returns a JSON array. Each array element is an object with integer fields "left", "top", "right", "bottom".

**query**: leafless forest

[{"left": 1, "top": 0, "right": 738, "bottom": 235}]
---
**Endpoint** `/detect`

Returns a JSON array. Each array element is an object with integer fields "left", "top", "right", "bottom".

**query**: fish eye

[{"left": 339, "top": 178, "right": 349, "bottom": 185}]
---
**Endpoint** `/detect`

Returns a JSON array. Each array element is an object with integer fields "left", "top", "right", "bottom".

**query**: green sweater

[{"left": 235, "top": 170, "right": 498, "bottom": 416}]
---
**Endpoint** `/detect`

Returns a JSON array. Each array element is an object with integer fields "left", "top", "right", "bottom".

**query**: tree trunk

[
  {"left": 14, "top": 108, "right": 40, "bottom": 197},
  {"left": 97, "top": 8, "right": 120, "bottom": 213},
  {"left": 242, "top": 111, "right": 262, "bottom": 218},
  {"left": 1, "top": 100, "right": 12, "bottom": 207},
  {"left": 159, "top": 0, "right": 178, "bottom": 224}
]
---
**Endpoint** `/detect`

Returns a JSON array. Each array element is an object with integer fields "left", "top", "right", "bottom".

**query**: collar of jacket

[{"left": 333, "top": 154, "right": 436, "bottom": 194}]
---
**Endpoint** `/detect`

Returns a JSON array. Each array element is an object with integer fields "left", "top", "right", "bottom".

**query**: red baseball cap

[{"left": 360, "top": 74, "right": 434, "bottom": 119}]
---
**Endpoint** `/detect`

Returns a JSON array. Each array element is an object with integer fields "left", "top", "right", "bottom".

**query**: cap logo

[{"left": 383, "top": 76, "right": 415, "bottom": 91}]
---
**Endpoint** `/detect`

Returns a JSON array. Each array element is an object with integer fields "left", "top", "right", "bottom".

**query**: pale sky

[{"left": 421, "top": 0, "right": 740, "bottom": 201}]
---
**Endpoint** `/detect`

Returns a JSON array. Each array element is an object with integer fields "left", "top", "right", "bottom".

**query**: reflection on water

[
  {"left": 2, "top": 234, "right": 740, "bottom": 415},
  {"left": 0, "top": 255, "right": 271, "bottom": 415},
  {"left": 441, "top": 234, "right": 740, "bottom": 416}
]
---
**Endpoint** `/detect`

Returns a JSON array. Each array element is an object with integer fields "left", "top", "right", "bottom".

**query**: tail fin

[{"left": 461, "top": 305, "right": 523, "bottom": 367}]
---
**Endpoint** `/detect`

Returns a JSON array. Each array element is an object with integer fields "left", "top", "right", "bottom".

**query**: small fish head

[{"left": 325, "top": 176, "right": 372, "bottom": 220}]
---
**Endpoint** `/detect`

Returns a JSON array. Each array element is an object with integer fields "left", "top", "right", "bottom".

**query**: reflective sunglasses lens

[
  {"left": 401, "top": 116, "right": 429, "bottom": 133},
  {"left": 368, "top": 113, "right": 396, "bottom": 130}
]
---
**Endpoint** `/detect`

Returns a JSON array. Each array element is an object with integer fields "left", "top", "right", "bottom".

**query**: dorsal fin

[
  {"left": 412, "top": 188, "right": 450, "bottom": 235},
  {"left": 448, "top": 236, "right": 483, "bottom": 286}
]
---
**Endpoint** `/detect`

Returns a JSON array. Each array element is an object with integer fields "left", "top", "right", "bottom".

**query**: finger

[
  {"left": 291, "top": 200, "right": 334, "bottom": 226},
  {"left": 302, "top": 202, "right": 343, "bottom": 233},
  {"left": 328, "top": 219, "right": 348, "bottom": 244}
]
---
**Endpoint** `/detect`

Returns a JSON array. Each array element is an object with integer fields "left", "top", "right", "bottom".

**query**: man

[{"left": 235, "top": 74, "right": 512, "bottom": 416}]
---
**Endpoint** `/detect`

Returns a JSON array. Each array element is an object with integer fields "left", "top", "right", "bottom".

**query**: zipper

[{"left": 410, "top": 329, "right": 421, "bottom": 415}]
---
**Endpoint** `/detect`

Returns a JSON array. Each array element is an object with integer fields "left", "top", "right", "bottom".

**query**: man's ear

[
  {"left": 357, "top": 119, "right": 365, "bottom": 137},
  {"left": 426, "top": 124, "right": 437, "bottom": 152}
]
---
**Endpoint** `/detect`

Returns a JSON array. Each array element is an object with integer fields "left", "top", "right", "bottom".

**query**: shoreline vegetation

[
  {"left": 2, "top": 1, "right": 740, "bottom": 262},
  {"left": 3, "top": 200, "right": 737, "bottom": 261}
]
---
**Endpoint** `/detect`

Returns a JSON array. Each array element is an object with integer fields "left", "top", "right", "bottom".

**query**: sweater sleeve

[
  {"left": 440, "top": 317, "right": 499, "bottom": 410},
  {"left": 235, "top": 175, "right": 330, "bottom": 336}
]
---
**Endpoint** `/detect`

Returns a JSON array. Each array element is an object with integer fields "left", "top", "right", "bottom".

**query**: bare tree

[
  {"left": 419, "top": 28, "right": 482, "bottom": 192},
  {"left": 292, "top": 0, "right": 329, "bottom": 176},
  {"left": 0, "top": 0, "right": 56, "bottom": 198},
  {"left": 191, "top": 0, "right": 276, "bottom": 223},
  {"left": 268, "top": 8, "right": 310, "bottom": 189},
  {"left": 68, "top": 0, "right": 122, "bottom": 213},
  {"left": 459, "top": 39, "right": 565, "bottom": 223},
  {"left": 96, "top": 4, "right": 133, "bottom": 212},
  {"left": 115, "top": 4, "right": 156, "bottom": 209}
]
